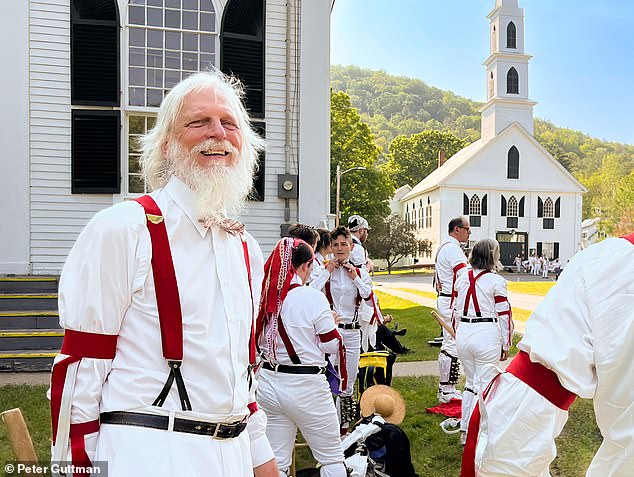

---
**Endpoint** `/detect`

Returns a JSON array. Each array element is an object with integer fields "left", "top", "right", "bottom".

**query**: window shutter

[
  {"left": 554, "top": 243, "right": 560, "bottom": 259},
  {"left": 501, "top": 195, "right": 507, "bottom": 216},
  {"left": 519, "top": 196, "right": 525, "bottom": 217},
  {"left": 71, "top": 1, "right": 119, "bottom": 106},
  {"left": 251, "top": 122, "right": 265, "bottom": 201},
  {"left": 555, "top": 197, "right": 561, "bottom": 218},
  {"left": 463, "top": 193, "right": 469, "bottom": 215},
  {"left": 482, "top": 194, "right": 488, "bottom": 216},
  {"left": 536, "top": 242, "right": 542, "bottom": 257},
  {"left": 537, "top": 197, "right": 543, "bottom": 218},
  {"left": 221, "top": 0, "right": 265, "bottom": 118},
  {"left": 72, "top": 110, "right": 121, "bottom": 193}
]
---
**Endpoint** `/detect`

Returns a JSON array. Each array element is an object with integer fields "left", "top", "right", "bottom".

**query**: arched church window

[
  {"left": 543, "top": 197, "right": 554, "bottom": 218},
  {"left": 491, "top": 24, "right": 497, "bottom": 53},
  {"left": 507, "top": 67, "right": 519, "bottom": 94},
  {"left": 507, "top": 22, "right": 517, "bottom": 49},
  {"left": 469, "top": 194, "right": 482, "bottom": 227},
  {"left": 507, "top": 146, "right": 519, "bottom": 179},
  {"left": 488, "top": 71, "right": 494, "bottom": 99},
  {"left": 507, "top": 196, "right": 518, "bottom": 228}
]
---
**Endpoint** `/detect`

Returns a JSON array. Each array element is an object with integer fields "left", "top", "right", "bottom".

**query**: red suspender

[
  {"left": 462, "top": 270, "right": 490, "bottom": 317},
  {"left": 451, "top": 262, "right": 467, "bottom": 307},
  {"left": 135, "top": 195, "right": 184, "bottom": 361},
  {"left": 622, "top": 232, "right": 634, "bottom": 245},
  {"left": 276, "top": 283, "right": 302, "bottom": 364},
  {"left": 461, "top": 351, "right": 576, "bottom": 477},
  {"left": 241, "top": 238, "right": 256, "bottom": 365}
]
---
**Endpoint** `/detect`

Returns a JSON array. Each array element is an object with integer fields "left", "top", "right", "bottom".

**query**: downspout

[{"left": 284, "top": 0, "right": 292, "bottom": 222}]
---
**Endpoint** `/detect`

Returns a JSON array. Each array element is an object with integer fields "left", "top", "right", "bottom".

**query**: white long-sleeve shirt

[
  {"left": 323, "top": 264, "right": 372, "bottom": 324},
  {"left": 435, "top": 236, "right": 467, "bottom": 295},
  {"left": 473, "top": 237, "right": 634, "bottom": 476},
  {"left": 309, "top": 252, "right": 331, "bottom": 291},
  {"left": 260, "top": 277, "right": 340, "bottom": 366},
  {"left": 53, "top": 176, "right": 273, "bottom": 467},
  {"left": 453, "top": 269, "right": 513, "bottom": 350}
]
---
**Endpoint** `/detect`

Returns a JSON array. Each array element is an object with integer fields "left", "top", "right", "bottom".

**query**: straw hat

[{"left": 359, "top": 385, "right": 406, "bottom": 424}]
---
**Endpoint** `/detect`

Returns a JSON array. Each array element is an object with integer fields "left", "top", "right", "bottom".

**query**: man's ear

[{"left": 162, "top": 139, "right": 169, "bottom": 158}]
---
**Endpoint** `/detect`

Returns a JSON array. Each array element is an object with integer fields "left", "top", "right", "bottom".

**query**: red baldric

[
  {"left": 462, "top": 270, "right": 490, "bottom": 317},
  {"left": 319, "top": 328, "right": 348, "bottom": 392},
  {"left": 623, "top": 232, "right": 634, "bottom": 245},
  {"left": 276, "top": 283, "right": 303, "bottom": 363}
]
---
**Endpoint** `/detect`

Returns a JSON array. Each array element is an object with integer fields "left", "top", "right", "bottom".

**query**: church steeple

[{"left": 481, "top": 0, "right": 536, "bottom": 143}]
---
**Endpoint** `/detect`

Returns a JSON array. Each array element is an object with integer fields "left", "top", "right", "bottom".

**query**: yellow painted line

[
  {"left": 0, "top": 352, "right": 57, "bottom": 358},
  {"left": 0, "top": 331, "right": 64, "bottom": 337},
  {"left": 0, "top": 277, "right": 57, "bottom": 282},
  {"left": 0, "top": 294, "right": 58, "bottom": 299},
  {"left": 0, "top": 311, "right": 58, "bottom": 316}
]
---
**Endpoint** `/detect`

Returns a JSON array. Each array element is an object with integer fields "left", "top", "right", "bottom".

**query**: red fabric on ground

[{"left": 425, "top": 399, "right": 462, "bottom": 418}]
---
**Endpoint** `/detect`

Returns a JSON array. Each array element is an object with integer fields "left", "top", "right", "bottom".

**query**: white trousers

[
  {"left": 437, "top": 297, "right": 459, "bottom": 393},
  {"left": 456, "top": 321, "right": 501, "bottom": 433},
  {"left": 338, "top": 328, "right": 361, "bottom": 397},
  {"left": 257, "top": 369, "right": 346, "bottom": 477},
  {"left": 95, "top": 419, "right": 253, "bottom": 476}
]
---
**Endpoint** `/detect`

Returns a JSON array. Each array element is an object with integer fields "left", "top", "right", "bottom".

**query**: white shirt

[
  {"left": 260, "top": 279, "right": 340, "bottom": 367},
  {"left": 454, "top": 268, "right": 514, "bottom": 350},
  {"left": 435, "top": 236, "right": 467, "bottom": 295},
  {"left": 350, "top": 235, "right": 367, "bottom": 269},
  {"left": 476, "top": 237, "right": 634, "bottom": 476},
  {"left": 55, "top": 176, "right": 272, "bottom": 466},
  {"left": 309, "top": 252, "right": 331, "bottom": 291},
  {"left": 323, "top": 264, "right": 372, "bottom": 323}
]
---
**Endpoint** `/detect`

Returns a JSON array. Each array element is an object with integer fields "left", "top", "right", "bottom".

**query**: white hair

[{"left": 139, "top": 70, "right": 265, "bottom": 191}]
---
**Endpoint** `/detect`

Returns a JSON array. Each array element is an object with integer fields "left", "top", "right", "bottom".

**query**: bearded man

[{"left": 49, "top": 71, "right": 278, "bottom": 477}]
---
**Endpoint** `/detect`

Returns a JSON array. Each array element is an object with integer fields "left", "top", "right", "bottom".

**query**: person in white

[
  {"left": 434, "top": 217, "right": 470, "bottom": 402},
  {"left": 542, "top": 256, "right": 550, "bottom": 279},
  {"left": 256, "top": 238, "right": 347, "bottom": 477},
  {"left": 461, "top": 233, "right": 634, "bottom": 477},
  {"left": 454, "top": 239, "right": 513, "bottom": 445},
  {"left": 49, "top": 71, "right": 277, "bottom": 477},
  {"left": 513, "top": 254, "right": 522, "bottom": 274},
  {"left": 348, "top": 215, "right": 370, "bottom": 270},
  {"left": 309, "top": 228, "right": 333, "bottom": 291},
  {"left": 321, "top": 226, "right": 373, "bottom": 434}
]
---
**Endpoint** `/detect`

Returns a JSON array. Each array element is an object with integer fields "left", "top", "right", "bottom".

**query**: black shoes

[{"left": 393, "top": 328, "right": 407, "bottom": 336}]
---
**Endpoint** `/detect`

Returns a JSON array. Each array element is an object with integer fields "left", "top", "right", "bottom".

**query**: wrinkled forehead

[{"left": 177, "top": 87, "right": 238, "bottom": 120}]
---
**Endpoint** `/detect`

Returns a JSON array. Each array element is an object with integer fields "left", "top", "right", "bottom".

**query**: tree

[
  {"left": 365, "top": 214, "right": 419, "bottom": 274},
  {"left": 386, "top": 130, "right": 466, "bottom": 188},
  {"left": 330, "top": 90, "right": 394, "bottom": 225}
]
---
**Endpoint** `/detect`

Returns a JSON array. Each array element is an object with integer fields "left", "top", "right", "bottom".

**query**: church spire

[{"left": 481, "top": 0, "right": 536, "bottom": 143}]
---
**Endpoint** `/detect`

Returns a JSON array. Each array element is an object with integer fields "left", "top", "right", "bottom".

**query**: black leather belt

[
  {"left": 262, "top": 362, "right": 325, "bottom": 374},
  {"left": 100, "top": 411, "right": 247, "bottom": 439},
  {"left": 461, "top": 317, "right": 498, "bottom": 323},
  {"left": 338, "top": 322, "right": 361, "bottom": 330},
  {"left": 438, "top": 292, "right": 452, "bottom": 298}
]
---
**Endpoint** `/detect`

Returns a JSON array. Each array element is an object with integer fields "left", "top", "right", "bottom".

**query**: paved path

[{"left": 373, "top": 274, "right": 549, "bottom": 335}]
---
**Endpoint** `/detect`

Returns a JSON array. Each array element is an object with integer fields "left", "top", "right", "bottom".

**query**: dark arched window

[
  {"left": 507, "top": 146, "right": 519, "bottom": 179},
  {"left": 507, "top": 22, "right": 517, "bottom": 49},
  {"left": 221, "top": 0, "right": 265, "bottom": 118},
  {"left": 71, "top": 0, "right": 119, "bottom": 105},
  {"left": 507, "top": 67, "right": 519, "bottom": 94}
]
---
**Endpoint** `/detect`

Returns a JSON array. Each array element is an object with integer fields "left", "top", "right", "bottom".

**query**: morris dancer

[
  {"left": 49, "top": 71, "right": 277, "bottom": 477},
  {"left": 309, "top": 228, "right": 333, "bottom": 291},
  {"left": 454, "top": 239, "right": 513, "bottom": 446},
  {"left": 256, "top": 238, "right": 347, "bottom": 477},
  {"left": 434, "top": 217, "right": 469, "bottom": 403},
  {"left": 322, "top": 226, "right": 373, "bottom": 434},
  {"left": 461, "top": 233, "right": 634, "bottom": 477}
]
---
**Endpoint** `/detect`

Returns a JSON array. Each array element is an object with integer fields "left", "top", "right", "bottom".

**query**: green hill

[{"left": 331, "top": 64, "right": 634, "bottom": 231}]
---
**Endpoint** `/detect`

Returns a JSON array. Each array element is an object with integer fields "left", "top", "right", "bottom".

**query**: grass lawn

[
  {"left": 506, "top": 281, "right": 556, "bottom": 296},
  {"left": 296, "top": 376, "right": 601, "bottom": 476},
  {"left": 1, "top": 381, "right": 600, "bottom": 476}
]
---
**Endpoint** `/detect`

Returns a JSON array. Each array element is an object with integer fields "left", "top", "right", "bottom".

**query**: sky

[{"left": 330, "top": 0, "right": 634, "bottom": 145}]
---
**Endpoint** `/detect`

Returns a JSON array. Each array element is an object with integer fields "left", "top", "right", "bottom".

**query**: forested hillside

[{"left": 331, "top": 65, "right": 634, "bottom": 234}]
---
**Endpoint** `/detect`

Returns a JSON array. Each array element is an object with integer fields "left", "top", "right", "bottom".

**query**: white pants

[
  {"left": 456, "top": 320, "right": 501, "bottom": 433},
  {"left": 257, "top": 369, "right": 346, "bottom": 477},
  {"left": 437, "top": 297, "right": 459, "bottom": 392},
  {"left": 96, "top": 419, "right": 253, "bottom": 476},
  {"left": 338, "top": 327, "right": 361, "bottom": 397}
]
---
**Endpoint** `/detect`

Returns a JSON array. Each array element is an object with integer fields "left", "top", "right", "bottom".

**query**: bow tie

[{"left": 198, "top": 216, "right": 245, "bottom": 237}]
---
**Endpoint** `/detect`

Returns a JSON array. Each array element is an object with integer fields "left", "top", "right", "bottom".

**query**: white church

[
  {"left": 395, "top": 0, "right": 585, "bottom": 267},
  {"left": 0, "top": 0, "right": 331, "bottom": 275}
]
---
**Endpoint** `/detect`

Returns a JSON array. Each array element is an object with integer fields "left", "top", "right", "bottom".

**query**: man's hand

[
  {"left": 254, "top": 458, "right": 278, "bottom": 477},
  {"left": 500, "top": 349, "right": 509, "bottom": 361},
  {"left": 383, "top": 314, "right": 393, "bottom": 324},
  {"left": 325, "top": 260, "right": 338, "bottom": 273},
  {"left": 332, "top": 311, "right": 342, "bottom": 325}
]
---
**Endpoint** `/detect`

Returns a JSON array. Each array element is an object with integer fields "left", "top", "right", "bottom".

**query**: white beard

[{"left": 166, "top": 139, "right": 256, "bottom": 223}]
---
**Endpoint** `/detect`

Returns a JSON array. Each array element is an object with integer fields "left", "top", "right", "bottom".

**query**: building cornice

[{"left": 484, "top": 52, "right": 532, "bottom": 67}]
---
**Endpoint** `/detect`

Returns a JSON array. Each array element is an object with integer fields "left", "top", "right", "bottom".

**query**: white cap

[{"left": 348, "top": 215, "right": 371, "bottom": 231}]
